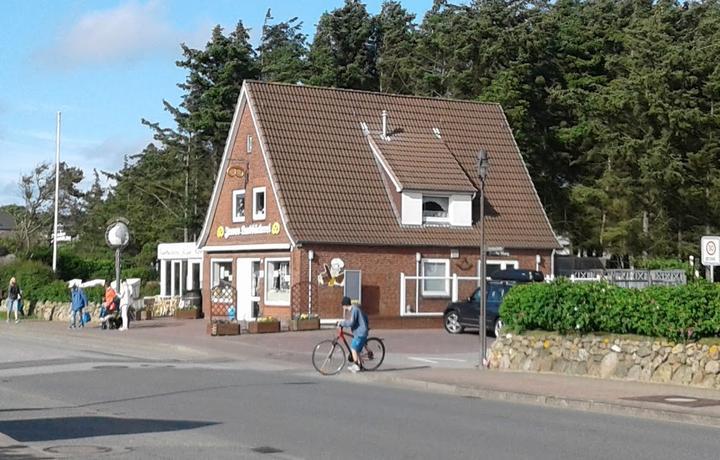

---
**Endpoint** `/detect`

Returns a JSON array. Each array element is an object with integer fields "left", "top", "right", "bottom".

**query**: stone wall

[
  {"left": 33, "top": 296, "right": 181, "bottom": 322},
  {"left": 488, "top": 333, "right": 720, "bottom": 389}
]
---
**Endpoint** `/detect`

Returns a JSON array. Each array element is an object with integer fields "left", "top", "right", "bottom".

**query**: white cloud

[
  {"left": 37, "top": 1, "right": 187, "bottom": 69},
  {"left": 0, "top": 134, "right": 150, "bottom": 206}
]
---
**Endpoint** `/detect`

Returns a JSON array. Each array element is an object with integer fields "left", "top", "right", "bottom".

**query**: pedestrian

[
  {"left": 99, "top": 281, "right": 118, "bottom": 329},
  {"left": 6, "top": 277, "right": 21, "bottom": 324},
  {"left": 337, "top": 296, "right": 369, "bottom": 373},
  {"left": 118, "top": 279, "right": 132, "bottom": 331},
  {"left": 69, "top": 282, "right": 87, "bottom": 329}
]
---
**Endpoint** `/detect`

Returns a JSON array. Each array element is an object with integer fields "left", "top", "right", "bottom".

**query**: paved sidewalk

[{"left": 7, "top": 318, "right": 720, "bottom": 428}]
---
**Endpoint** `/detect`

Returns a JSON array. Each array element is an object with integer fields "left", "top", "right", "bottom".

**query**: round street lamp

[
  {"left": 477, "top": 149, "right": 489, "bottom": 368},
  {"left": 106, "top": 218, "right": 130, "bottom": 292}
]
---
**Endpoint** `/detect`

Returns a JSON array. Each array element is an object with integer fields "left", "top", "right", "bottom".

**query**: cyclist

[{"left": 337, "top": 296, "right": 369, "bottom": 373}]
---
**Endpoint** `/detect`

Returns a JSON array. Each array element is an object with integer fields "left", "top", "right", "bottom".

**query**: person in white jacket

[{"left": 118, "top": 280, "right": 132, "bottom": 331}]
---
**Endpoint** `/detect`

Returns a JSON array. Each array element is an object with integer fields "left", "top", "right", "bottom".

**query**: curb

[{"left": 349, "top": 373, "right": 720, "bottom": 428}]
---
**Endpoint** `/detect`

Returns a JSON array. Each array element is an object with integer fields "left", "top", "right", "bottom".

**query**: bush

[
  {"left": 34, "top": 280, "right": 72, "bottom": 303},
  {"left": 0, "top": 260, "right": 56, "bottom": 303},
  {"left": 500, "top": 279, "right": 720, "bottom": 341},
  {"left": 141, "top": 281, "right": 160, "bottom": 297}
]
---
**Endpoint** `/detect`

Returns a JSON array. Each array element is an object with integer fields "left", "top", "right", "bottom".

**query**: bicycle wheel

[
  {"left": 312, "top": 340, "right": 346, "bottom": 375},
  {"left": 361, "top": 338, "right": 385, "bottom": 371}
]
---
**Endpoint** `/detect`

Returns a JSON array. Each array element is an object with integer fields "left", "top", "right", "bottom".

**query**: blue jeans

[
  {"left": 6, "top": 298, "right": 19, "bottom": 313},
  {"left": 70, "top": 309, "right": 84, "bottom": 327}
]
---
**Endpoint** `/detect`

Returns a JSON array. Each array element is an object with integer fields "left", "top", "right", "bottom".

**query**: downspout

[
  {"left": 308, "top": 250, "right": 314, "bottom": 315},
  {"left": 550, "top": 249, "right": 556, "bottom": 281}
]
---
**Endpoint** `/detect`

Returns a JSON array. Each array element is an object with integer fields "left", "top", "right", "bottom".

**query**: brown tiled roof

[{"left": 246, "top": 81, "right": 559, "bottom": 249}]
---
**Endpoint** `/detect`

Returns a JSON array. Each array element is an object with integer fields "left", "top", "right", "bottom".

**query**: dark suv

[{"left": 443, "top": 269, "right": 543, "bottom": 337}]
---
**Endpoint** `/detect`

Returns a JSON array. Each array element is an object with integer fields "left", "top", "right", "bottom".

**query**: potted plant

[
  {"left": 174, "top": 305, "right": 200, "bottom": 320},
  {"left": 290, "top": 313, "right": 320, "bottom": 331},
  {"left": 247, "top": 316, "right": 281, "bottom": 333},
  {"left": 207, "top": 319, "right": 240, "bottom": 336}
]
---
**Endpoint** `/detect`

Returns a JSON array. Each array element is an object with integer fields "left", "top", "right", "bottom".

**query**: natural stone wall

[
  {"left": 488, "top": 333, "right": 720, "bottom": 389},
  {"left": 34, "top": 302, "right": 103, "bottom": 323},
  {"left": 33, "top": 296, "right": 180, "bottom": 322}
]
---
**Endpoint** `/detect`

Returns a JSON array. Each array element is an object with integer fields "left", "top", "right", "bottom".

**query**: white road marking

[{"left": 408, "top": 357, "right": 467, "bottom": 364}]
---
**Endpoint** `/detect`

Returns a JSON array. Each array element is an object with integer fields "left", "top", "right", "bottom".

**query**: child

[{"left": 337, "top": 296, "right": 369, "bottom": 373}]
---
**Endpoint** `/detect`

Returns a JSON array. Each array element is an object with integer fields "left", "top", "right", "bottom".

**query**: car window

[{"left": 471, "top": 289, "right": 482, "bottom": 302}]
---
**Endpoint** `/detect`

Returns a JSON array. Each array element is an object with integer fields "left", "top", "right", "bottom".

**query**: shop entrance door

[{"left": 236, "top": 258, "right": 260, "bottom": 320}]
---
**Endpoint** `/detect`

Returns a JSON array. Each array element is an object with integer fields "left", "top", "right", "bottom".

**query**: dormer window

[{"left": 422, "top": 196, "right": 449, "bottom": 224}]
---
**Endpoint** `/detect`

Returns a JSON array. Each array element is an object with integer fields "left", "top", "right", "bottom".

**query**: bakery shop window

[{"left": 265, "top": 258, "right": 290, "bottom": 305}]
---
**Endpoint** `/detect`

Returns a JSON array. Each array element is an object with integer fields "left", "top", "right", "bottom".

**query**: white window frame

[
  {"left": 479, "top": 259, "right": 519, "bottom": 283},
  {"left": 232, "top": 190, "right": 246, "bottom": 223},
  {"left": 422, "top": 195, "right": 450, "bottom": 224},
  {"left": 265, "top": 257, "right": 291, "bottom": 306},
  {"left": 246, "top": 135, "right": 253, "bottom": 153},
  {"left": 253, "top": 186, "right": 266, "bottom": 221},
  {"left": 421, "top": 258, "right": 450, "bottom": 297},
  {"left": 210, "top": 258, "right": 233, "bottom": 302}
]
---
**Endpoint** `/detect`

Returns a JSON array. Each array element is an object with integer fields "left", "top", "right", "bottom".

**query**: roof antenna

[{"left": 382, "top": 110, "right": 388, "bottom": 139}]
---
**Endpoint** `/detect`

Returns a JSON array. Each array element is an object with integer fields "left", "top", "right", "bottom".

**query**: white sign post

[{"left": 701, "top": 236, "right": 720, "bottom": 283}]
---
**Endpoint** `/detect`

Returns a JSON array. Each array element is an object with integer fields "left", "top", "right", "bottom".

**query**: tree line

[{"left": 3, "top": 0, "right": 720, "bottom": 273}]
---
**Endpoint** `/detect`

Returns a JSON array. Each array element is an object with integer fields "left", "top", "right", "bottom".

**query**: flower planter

[
  {"left": 175, "top": 308, "right": 200, "bottom": 320},
  {"left": 207, "top": 321, "right": 241, "bottom": 336},
  {"left": 289, "top": 318, "right": 320, "bottom": 331},
  {"left": 247, "top": 320, "right": 281, "bottom": 334}
]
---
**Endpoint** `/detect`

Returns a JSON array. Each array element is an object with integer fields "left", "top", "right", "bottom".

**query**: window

[
  {"left": 246, "top": 135, "right": 253, "bottom": 153},
  {"left": 422, "top": 196, "right": 449, "bottom": 223},
  {"left": 232, "top": 190, "right": 245, "bottom": 223},
  {"left": 253, "top": 187, "right": 266, "bottom": 220},
  {"left": 422, "top": 259, "right": 450, "bottom": 296},
  {"left": 211, "top": 260, "right": 233, "bottom": 288},
  {"left": 265, "top": 259, "right": 290, "bottom": 305}
]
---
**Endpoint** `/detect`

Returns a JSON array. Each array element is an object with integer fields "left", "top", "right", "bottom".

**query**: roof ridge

[{"left": 244, "top": 80, "right": 503, "bottom": 108}]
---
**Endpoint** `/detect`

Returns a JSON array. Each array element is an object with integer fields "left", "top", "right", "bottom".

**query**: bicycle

[{"left": 312, "top": 327, "right": 385, "bottom": 375}]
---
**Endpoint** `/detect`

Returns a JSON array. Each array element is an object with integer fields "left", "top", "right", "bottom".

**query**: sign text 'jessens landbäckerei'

[{"left": 216, "top": 222, "right": 281, "bottom": 239}]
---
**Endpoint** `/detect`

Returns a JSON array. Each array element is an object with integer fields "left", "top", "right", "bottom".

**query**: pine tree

[{"left": 308, "top": 0, "right": 379, "bottom": 90}]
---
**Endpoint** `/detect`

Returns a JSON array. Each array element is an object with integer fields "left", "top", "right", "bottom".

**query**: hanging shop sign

[
  {"left": 216, "top": 222, "right": 280, "bottom": 239},
  {"left": 226, "top": 166, "right": 246, "bottom": 178}
]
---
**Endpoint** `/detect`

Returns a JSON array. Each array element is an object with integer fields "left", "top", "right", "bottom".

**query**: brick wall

[{"left": 205, "top": 107, "right": 290, "bottom": 248}]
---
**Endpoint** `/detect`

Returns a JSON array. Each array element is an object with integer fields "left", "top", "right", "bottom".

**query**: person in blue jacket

[
  {"left": 69, "top": 283, "right": 88, "bottom": 329},
  {"left": 337, "top": 296, "right": 369, "bottom": 373}
]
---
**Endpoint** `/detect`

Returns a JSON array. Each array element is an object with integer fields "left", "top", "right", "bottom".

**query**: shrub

[
  {"left": 34, "top": 280, "right": 72, "bottom": 303},
  {"left": 501, "top": 279, "right": 720, "bottom": 341},
  {"left": 0, "top": 260, "right": 56, "bottom": 303},
  {"left": 140, "top": 281, "right": 160, "bottom": 297}
]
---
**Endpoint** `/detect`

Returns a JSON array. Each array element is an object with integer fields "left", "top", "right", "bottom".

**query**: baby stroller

[{"left": 99, "top": 297, "right": 123, "bottom": 330}]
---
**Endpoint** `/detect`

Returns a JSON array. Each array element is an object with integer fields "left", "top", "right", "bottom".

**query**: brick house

[{"left": 197, "top": 81, "right": 559, "bottom": 327}]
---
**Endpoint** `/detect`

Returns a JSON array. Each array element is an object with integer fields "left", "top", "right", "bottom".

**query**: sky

[{"left": 0, "top": 0, "right": 433, "bottom": 206}]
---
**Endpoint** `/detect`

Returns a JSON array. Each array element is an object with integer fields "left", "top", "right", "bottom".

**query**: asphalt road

[{"left": 0, "top": 327, "right": 718, "bottom": 459}]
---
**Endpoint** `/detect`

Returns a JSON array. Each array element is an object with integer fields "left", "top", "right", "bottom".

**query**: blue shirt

[
  {"left": 71, "top": 288, "right": 87, "bottom": 312},
  {"left": 339, "top": 304, "right": 369, "bottom": 338}
]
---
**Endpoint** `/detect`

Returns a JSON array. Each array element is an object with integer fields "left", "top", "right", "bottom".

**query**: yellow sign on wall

[{"left": 271, "top": 222, "right": 281, "bottom": 235}]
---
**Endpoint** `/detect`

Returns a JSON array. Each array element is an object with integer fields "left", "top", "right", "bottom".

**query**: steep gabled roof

[
  {"left": 0, "top": 210, "right": 16, "bottom": 231},
  {"left": 237, "top": 81, "right": 558, "bottom": 249}
]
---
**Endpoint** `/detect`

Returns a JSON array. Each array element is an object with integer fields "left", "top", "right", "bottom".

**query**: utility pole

[{"left": 52, "top": 112, "right": 61, "bottom": 272}]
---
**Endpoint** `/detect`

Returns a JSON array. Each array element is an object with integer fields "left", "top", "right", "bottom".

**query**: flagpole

[{"left": 52, "top": 111, "right": 61, "bottom": 272}]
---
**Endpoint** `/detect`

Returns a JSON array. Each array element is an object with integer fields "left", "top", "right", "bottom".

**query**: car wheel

[
  {"left": 444, "top": 311, "right": 464, "bottom": 334},
  {"left": 493, "top": 318, "right": 504, "bottom": 338}
]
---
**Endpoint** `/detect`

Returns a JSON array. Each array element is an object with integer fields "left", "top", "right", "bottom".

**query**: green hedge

[{"left": 500, "top": 279, "right": 720, "bottom": 341}]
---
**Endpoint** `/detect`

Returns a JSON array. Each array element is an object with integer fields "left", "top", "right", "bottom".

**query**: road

[{"left": 0, "top": 323, "right": 717, "bottom": 459}]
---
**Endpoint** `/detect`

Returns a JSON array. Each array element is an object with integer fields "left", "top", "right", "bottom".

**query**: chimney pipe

[{"left": 382, "top": 110, "right": 388, "bottom": 138}]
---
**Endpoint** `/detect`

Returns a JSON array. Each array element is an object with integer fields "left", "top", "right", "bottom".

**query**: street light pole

[{"left": 477, "top": 149, "right": 489, "bottom": 368}]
